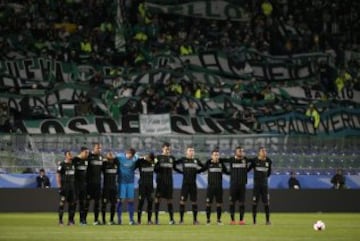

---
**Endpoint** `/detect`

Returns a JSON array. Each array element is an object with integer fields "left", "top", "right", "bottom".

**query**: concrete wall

[{"left": 0, "top": 188, "right": 359, "bottom": 212}]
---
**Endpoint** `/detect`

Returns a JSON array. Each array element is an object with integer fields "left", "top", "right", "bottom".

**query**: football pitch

[{"left": 0, "top": 212, "right": 359, "bottom": 241}]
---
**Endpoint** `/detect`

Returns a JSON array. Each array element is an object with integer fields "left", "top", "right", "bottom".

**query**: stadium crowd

[
  {"left": 0, "top": 0, "right": 359, "bottom": 133},
  {"left": 2, "top": 0, "right": 360, "bottom": 59}
]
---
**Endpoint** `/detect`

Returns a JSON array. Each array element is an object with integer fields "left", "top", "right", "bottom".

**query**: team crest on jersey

[
  {"left": 154, "top": 158, "right": 158, "bottom": 164},
  {"left": 265, "top": 163, "right": 269, "bottom": 167},
  {"left": 85, "top": 161, "right": 88, "bottom": 166},
  {"left": 169, "top": 158, "right": 173, "bottom": 163},
  {"left": 194, "top": 160, "right": 198, "bottom": 164},
  {"left": 58, "top": 166, "right": 62, "bottom": 171}
]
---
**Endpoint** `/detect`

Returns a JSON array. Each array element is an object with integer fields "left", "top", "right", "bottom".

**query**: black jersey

[
  {"left": 87, "top": 152, "right": 104, "bottom": 184},
  {"left": 203, "top": 159, "right": 227, "bottom": 187},
  {"left": 226, "top": 157, "right": 250, "bottom": 186},
  {"left": 135, "top": 158, "right": 155, "bottom": 187},
  {"left": 154, "top": 154, "right": 176, "bottom": 186},
  {"left": 72, "top": 156, "right": 88, "bottom": 184},
  {"left": 174, "top": 157, "right": 204, "bottom": 185},
  {"left": 102, "top": 158, "right": 118, "bottom": 189},
  {"left": 57, "top": 161, "right": 75, "bottom": 188},
  {"left": 249, "top": 157, "right": 272, "bottom": 186}
]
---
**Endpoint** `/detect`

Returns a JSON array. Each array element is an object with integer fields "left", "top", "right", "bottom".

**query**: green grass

[{"left": 0, "top": 212, "right": 359, "bottom": 241}]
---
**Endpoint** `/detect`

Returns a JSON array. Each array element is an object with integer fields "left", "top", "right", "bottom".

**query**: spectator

[
  {"left": 335, "top": 68, "right": 352, "bottom": 98},
  {"left": 36, "top": 168, "right": 51, "bottom": 188},
  {"left": 75, "top": 97, "right": 92, "bottom": 116},
  {"left": 261, "top": 0, "right": 273, "bottom": 17},
  {"left": 331, "top": 169, "right": 347, "bottom": 190},
  {"left": 0, "top": 102, "right": 12, "bottom": 132},
  {"left": 288, "top": 171, "right": 301, "bottom": 190},
  {"left": 80, "top": 37, "right": 92, "bottom": 53},
  {"left": 1, "top": 0, "right": 360, "bottom": 136},
  {"left": 186, "top": 99, "right": 200, "bottom": 116},
  {"left": 318, "top": 61, "right": 337, "bottom": 97},
  {"left": 194, "top": 83, "right": 209, "bottom": 100},
  {"left": 305, "top": 103, "right": 320, "bottom": 134},
  {"left": 262, "top": 85, "right": 276, "bottom": 101},
  {"left": 179, "top": 41, "right": 193, "bottom": 56}
]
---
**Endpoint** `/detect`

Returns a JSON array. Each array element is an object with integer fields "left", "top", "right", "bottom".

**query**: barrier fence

[{"left": 0, "top": 134, "right": 359, "bottom": 175}]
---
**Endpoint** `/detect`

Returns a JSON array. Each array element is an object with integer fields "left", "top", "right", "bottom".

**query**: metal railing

[{"left": 0, "top": 134, "right": 359, "bottom": 174}]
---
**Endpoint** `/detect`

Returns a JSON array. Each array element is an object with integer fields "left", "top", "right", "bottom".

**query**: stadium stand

[{"left": 0, "top": 0, "right": 359, "bottom": 177}]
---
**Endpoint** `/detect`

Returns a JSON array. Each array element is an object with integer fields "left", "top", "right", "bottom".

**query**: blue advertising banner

[{"left": 1, "top": 173, "right": 359, "bottom": 189}]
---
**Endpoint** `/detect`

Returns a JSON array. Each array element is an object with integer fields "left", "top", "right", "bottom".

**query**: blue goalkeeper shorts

[{"left": 118, "top": 183, "right": 135, "bottom": 199}]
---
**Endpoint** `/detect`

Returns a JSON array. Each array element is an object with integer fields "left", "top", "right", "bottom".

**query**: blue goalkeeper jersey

[{"left": 116, "top": 152, "right": 138, "bottom": 184}]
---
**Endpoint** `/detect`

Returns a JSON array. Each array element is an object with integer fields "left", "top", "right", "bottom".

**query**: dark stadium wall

[{"left": 0, "top": 189, "right": 359, "bottom": 212}]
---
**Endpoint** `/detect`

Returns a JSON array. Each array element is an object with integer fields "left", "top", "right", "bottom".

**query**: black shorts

[
  {"left": 180, "top": 183, "right": 197, "bottom": 202},
  {"left": 75, "top": 182, "right": 87, "bottom": 201},
  {"left": 155, "top": 183, "right": 173, "bottom": 200},
  {"left": 229, "top": 184, "right": 246, "bottom": 203},
  {"left": 87, "top": 183, "right": 101, "bottom": 200},
  {"left": 206, "top": 186, "right": 223, "bottom": 204},
  {"left": 60, "top": 186, "right": 76, "bottom": 203},
  {"left": 102, "top": 187, "right": 117, "bottom": 203},
  {"left": 252, "top": 184, "right": 269, "bottom": 204},
  {"left": 138, "top": 184, "right": 154, "bottom": 201}
]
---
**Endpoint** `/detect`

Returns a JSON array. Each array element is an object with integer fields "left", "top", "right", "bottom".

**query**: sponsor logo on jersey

[
  {"left": 209, "top": 167, "right": 222, "bottom": 172},
  {"left": 76, "top": 166, "right": 87, "bottom": 170},
  {"left": 65, "top": 170, "right": 75, "bottom": 175},
  {"left": 141, "top": 167, "right": 154, "bottom": 172},
  {"left": 184, "top": 163, "right": 199, "bottom": 168},
  {"left": 232, "top": 163, "right": 246, "bottom": 168},
  {"left": 255, "top": 167, "right": 268, "bottom": 172},
  {"left": 90, "top": 160, "right": 103, "bottom": 165},
  {"left": 160, "top": 163, "right": 173, "bottom": 168},
  {"left": 105, "top": 169, "right": 117, "bottom": 174}
]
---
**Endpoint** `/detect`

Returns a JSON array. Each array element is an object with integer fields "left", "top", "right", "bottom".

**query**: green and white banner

[
  {"left": 180, "top": 49, "right": 329, "bottom": 82},
  {"left": 275, "top": 86, "right": 360, "bottom": 104},
  {"left": 0, "top": 49, "right": 329, "bottom": 87},
  {"left": 145, "top": 0, "right": 250, "bottom": 21},
  {"left": 259, "top": 109, "right": 360, "bottom": 135},
  {"left": 2, "top": 49, "right": 359, "bottom": 136},
  {"left": 22, "top": 109, "right": 360, "bottom": 136}
]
